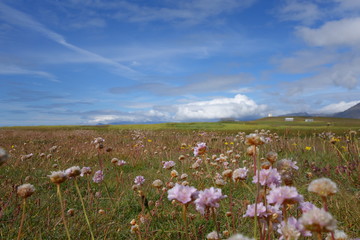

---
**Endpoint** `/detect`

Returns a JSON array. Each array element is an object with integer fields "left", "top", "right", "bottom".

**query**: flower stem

[
  {"left": 211, "top": 207, "right": 221, "bottom": 239},
  {"left": 17, "top": 198, "right": 26, "bottom": 240},
  {"left": 57, "top": 184, "right": 71, "bottom": 240},
  {"left": 75, "top": 179, "right": 95, "bottom": 240},
  {"left": 182, "top": 204, "right": 190, "bottom": 240}
]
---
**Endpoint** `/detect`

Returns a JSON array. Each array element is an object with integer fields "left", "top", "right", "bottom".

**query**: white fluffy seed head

[
  {"left": 308, "top": 178, "right": 338, "bottom": 197},
  {"left": 17, "top": 183, "right": 35, "bottom": 198}
]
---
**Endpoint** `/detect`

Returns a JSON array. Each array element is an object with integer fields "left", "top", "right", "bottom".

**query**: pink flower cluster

[{"left": 194, "top": 142, "right": 207, "bottom": 156}]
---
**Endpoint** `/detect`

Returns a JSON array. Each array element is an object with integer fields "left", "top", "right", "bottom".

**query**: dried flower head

[
  {"left": 152, "top": 179, "right": 163, "bottom": 189},
  {"left": 48, "top": 171, "right": 67, "bottom": 184},
  {"left": 111, "top": 158, "right": 119, "bottom": 164},
  {"left": 206, "top": 231, "right": 222, "bottom": 240},
  {"left": 117, "top": 160, "right": 127, "bottom": 166},
  {"left": 171, "top": 170, "right": 179, "bottom": 178},
  {"left": 162, "top": 161, "right": 175, "bottom": 169},
  {"left": 299, "top": 207, "right": 337, "bottom": 233},
  {"left": 308, "top": 178, "right": 337, "bottom": 197},
  {"left": 80, "top": 167, "right": 92, "bottom": 177},
  {"left": 232, "top": 167, "right": 248, "bottom": 182},
  {"left": 245, "top": 133, "right": 265, "bottom": 146},
  {"left": 67, "top": 208, "right": 75, "bottom": 216},
  {"left": 222, "top": 169, "right": 233, "bottom": 179},
  {"left": 17, "top": 183, "right": 35, "bottom": 198},
  {"left": 65, "top": 166, "right": 81, "bottom": 178},
  {"left": 266, "top": 151, "right": 278, "bottom": 163}
]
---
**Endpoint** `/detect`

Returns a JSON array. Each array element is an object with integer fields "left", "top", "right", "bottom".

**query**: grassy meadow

[{"left": 0, "top": 117, "right": 359, "bottom": 239}]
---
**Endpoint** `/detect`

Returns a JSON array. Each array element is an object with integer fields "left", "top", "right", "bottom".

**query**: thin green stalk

[
  {"left": 56, "top": 184, "right": 71, "bottom": 240},
  {"left": 211, "top": 208, "right": 221, "bottom": 239},
  {"left": 103, "top": 181, "right": 116, "bottom": 209},
  {"left": 74, "top": 179, "right": 95, "bottom": 240},
  {"left": 17, "top": 198, "right": 26, "bottom": 240}
]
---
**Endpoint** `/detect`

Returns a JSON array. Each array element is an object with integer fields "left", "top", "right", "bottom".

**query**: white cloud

[
  {"left": 278, "top": 0, "right": 321, "bottom": 25},
  {"left": 173, "top": 94, "right": 268, "bottom": 121},
  {"left": 297, "top": 17, "right": 360, "bottom": 46},
  {"left": 86, "top": 94, "right": 267, "bottom": 124},
  {"left": 318, "top": 100, "right": 360, "bottom": 114}
]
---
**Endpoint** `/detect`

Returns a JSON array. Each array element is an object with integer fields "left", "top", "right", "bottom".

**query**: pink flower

[
  {"left": 252, "top": 168, "right": 281, "bottom": 187},
  {"left": 162, "top": 161, "right": 175, "bottom": 169},
  {"left": 277, "top": 217, "right": 312, "bottom": 239},
  {"left": 243, "top": 202, "right": 268, "bottom": 218},
  {"left": 299, "top": 201, "right": 315, "bottom": 213},
  {"left": 117, "top": 160, "right": 127, "bottom": 166},
  {"left": 134, "top": 175, "right": 145, "bottom": 185},
  {"left": 194, "top": 142, "right": 207, "bottom": 156},
  {"left": 167, "top": 183, "right": 198, "bottom": 204},
  {"left": 195, "top": 187, "right": 227, "bottom": 214},
  {"left": 267, "top": 186, "right": 303, "bottom": 206},
  {"left": 92, "top": 170, "right": 104, "bottom": 183}
]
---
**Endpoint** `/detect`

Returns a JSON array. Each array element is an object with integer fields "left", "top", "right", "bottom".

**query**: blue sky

[{"left": 1, "top": 0, "right": 360, "bottom": 126}]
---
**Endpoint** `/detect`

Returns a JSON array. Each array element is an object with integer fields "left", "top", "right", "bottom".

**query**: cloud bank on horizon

[{"left": 0, "top": 0, "right": 359, "bottom": 126}]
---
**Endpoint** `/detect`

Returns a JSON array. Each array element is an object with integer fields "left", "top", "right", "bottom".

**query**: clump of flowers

[
  {"left": 243, "top": 202, "right": 268, "bottom": 218},
  {"left": 308, "top": 178, "right": 338, "bottom": 197},
  {"left": 194, "top": 142, "right": 207, "bottom": 156},
  {"left": 134, "top": 175, "right": 145, "bottom": 186},
  {"left": 277, "top": 216, "right": 311, "bottom": 240},
  {"left": 195, "top": 187, "right": 227, "bottom": 215},
  {"left": 245, "top": 133, "right": 265, "bottom": 146}
]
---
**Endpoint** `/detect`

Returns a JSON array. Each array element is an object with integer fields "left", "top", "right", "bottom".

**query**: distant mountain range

[{"left": 280, "top": 102, "right": 360, "bottom": 119}]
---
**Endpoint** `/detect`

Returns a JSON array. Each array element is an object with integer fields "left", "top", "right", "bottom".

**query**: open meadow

[{"left": 1, "top": 117, "right": 360, "bottom": 239}]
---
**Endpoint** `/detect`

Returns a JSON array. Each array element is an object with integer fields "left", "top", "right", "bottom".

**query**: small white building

[
  {"left": 305, "top": 119, "right": 314, "bottom": 122},
  {"left": 285, "top": 118, "right": 294, "bottom": 121}
]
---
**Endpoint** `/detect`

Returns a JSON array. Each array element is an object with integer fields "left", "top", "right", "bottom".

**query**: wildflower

[
  {"left": 194, "top": 142, "right": 207, "bottom": 156},
  {"left": 162, "top": 160, "right": 175, "bottom": 169},
  {"left": 305, "top": 146, "right": 312, "bottom": 151},
  {"left": 299, "top": 201, "right": 315, "bottom": 213},
  {"left": 245, "top": 133, "right": 265, "bottom": 146},
  {"left": 48, "top": 171, "right": 67, "bottom": 184},
  {"left": 267, "top": 186, "right": 303, "bottom": 206},
  {"left": 276, "top": 159, "right": 299, "bottom": 172},
  {"left": 277, "top": 217, "right": 311, "bottom": 240},
  {"left": 152, "top": 179, "right": 163, "bottom": 189},
  {"left": 246, "top": 146, "right": 259, "bottom": 156},
  {"left": 130, "top": 224, "right": 139, "bottom": 233},
  {"left": 21, "top": 153, "right": 33, "bottom": 161},
  {"left": 232, "top": 167, "right": 248, "bottom": 181},
  {"left": 0, "top": 147, "right": 9, "bottom": 166},
  {"left": 308, "top": 178, "right": 337, "bottom": 197},
  {"left": 195, "top": 187, "right": 227, "bottom": 215},
  {"left": 243, "top": 202, "right": 268, "bottom": 218},
  {"left": 134, "top": 175, "right": 145, "bottom": 186},
  {"left": 252, "top": 168, "right": 281, "bottom": 187},
  {"left": 17, "top": 184, "right": 35, "bottom": 198},
  {"left": 178, "top": 155, "right": 186, "bottom": 160},
  {"left": 326, "top": 230, "right": 348, "bottom": 240},
  {"left": 80, "top": 167, "right": 92, "bottom": 177},
  {"left": 207, "top": 231, "right": 222, "bottom": 240},
  {"left": 98, "top": 209, "right": 105, "bottom": 215},
  {"left": 215, "top": 178, "right": 226, "bottom": 186},
  {"left": 93, "top": 170, "right": 104, "bottom": 183},
  {"left": 65, "top": 166, "right": 81, "bottom": 178},
  {"left": 299, "top": 207, "right": 337, "bottom": 233},
  {"left": 227, "top": 233, "right": 255, "bottom": 240},
  {"left": 167, "top": 183, "right": 198, "bottom": 204},
  {"left": 117, "top": 160, "right": 127, "bottom": 166}
]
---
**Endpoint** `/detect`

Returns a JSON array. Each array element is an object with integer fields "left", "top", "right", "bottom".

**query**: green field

[{"left": 0, "top": 118, "right": 359, "bottom": 239}]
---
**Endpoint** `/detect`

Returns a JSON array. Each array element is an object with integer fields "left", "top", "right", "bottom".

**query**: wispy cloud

[
  {"left": 0, "top": 64, "right": 59, "bottom": 82},
  {"left": 0, "top": 2, "right": 139, "bottom": 79}
]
